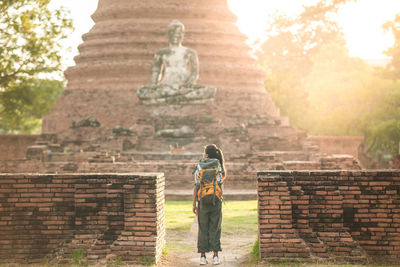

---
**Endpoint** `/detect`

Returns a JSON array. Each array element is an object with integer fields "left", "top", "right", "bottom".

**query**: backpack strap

[
  {"left": 197, "top": 166, "right": 204, "bottom": 201},
  {"left": 212, "top": 176, "right": 216, "bottom": 205},
  {"left": 199, "top": 181, "right": 202, "bottom": 201},
  {"left": 193, "top": 161, "right": 206, "bottom": 174}
]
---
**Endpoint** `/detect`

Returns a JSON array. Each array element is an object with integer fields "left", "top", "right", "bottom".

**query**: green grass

[
  {"left": 165, "top": 200, "right": 258, "bottom": 234},
  {"left": 71, "top": 248, "right": 88, "bottom": 267},
  {"left": 165, "top": 201, "right": 197, "bottom": 231},
  {"left": 250, "top": 238, "right": 260, "bottom": 265},
  {"left": 221, "top": 200, "right": 258, "bottom": 235},
  {"left": 138, "top": 256, "right": 154, "bottom": 266},
  {"left": 165, "top": 242, "right": 193, "bottom": 253}
]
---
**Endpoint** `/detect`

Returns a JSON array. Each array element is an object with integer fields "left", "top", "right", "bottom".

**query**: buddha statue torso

[{"left": 137, "top": 20, "right": 216, "bottom": 105}]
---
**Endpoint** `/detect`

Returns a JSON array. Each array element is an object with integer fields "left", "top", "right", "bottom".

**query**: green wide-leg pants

[{"left": 197, "top": 200, "right": 222, "bottom": 253}]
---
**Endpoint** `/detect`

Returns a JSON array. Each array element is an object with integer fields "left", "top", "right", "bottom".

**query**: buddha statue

[{"left": 136, "top": 20, "right": 216, "bottom": 105}]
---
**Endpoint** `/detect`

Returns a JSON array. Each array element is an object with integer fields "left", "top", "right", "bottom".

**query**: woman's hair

[{"left": 204, "top": 144, "right": 225, "bottom": 173}]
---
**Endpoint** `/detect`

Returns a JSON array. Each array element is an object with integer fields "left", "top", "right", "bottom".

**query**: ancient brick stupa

[
  {"left": 43, "top": 0, "right": 280, "bottom": 145},
  {"left": 14, "top": 0, "right": 360, "bottom": 192}
]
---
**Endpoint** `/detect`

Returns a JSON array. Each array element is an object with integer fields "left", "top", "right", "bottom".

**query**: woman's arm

[
  {"left": 221, "top": 173, "right": 226, "bottom": 182},
  {"left": 192, "top": 186, "right": 198, "bottom": 215}
]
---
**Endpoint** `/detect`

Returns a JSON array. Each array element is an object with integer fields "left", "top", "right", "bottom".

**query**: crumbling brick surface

[
  {"left": 0, "top": 135, "right": 39, "bottom": 160},
  {"left": 258, "top": 170, "right": 400, "bottom": 263},
  {"left": 0, "top": 173, "right": 165, "bottom": 264},
  {"left": 307, "top": 136, "right": 364, "bottom": 159}
]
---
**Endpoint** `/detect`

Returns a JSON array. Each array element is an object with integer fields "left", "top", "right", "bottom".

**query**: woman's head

[{"left": 204, "top": 144, "right": 225, "bottom": 172}]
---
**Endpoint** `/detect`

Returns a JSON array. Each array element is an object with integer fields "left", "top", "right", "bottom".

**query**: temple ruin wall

[
  {"left": 0, "top": 173, "right": 165, "bottom": 264},
  {"left": 258, "top": 170, "right": 400, "bottom": 263},
  {"left": 0, "top": 135, "right": 39, "bottom": 160},
  {"left": 307, "top": 136, "right": 364, "bottom": 159}
]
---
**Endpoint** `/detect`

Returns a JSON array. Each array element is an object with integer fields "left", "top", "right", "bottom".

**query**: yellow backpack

[{"left": 196, "top": 160, "right": 222, "bottom": 204}]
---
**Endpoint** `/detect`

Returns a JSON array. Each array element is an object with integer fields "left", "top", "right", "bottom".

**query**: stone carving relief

[{"left": 137, "top": 20, "right": 216, "bottom": 105}]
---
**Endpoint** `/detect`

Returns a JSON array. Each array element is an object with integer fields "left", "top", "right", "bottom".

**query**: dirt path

[{"left": 159, "top": 220, "right": 257, "bottom": 267}]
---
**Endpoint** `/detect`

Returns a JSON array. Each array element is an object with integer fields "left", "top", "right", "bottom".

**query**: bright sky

[
  {"left": 228, "top": 0, "right": 399, "bottom": 61},
  {"left": 50, "top": 0, "right": 400, "bottom": 69}
]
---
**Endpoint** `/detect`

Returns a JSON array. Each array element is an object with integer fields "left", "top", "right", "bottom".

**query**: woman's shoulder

[{"left": 198, "top": 158, "right": 219, "bottom": 167}]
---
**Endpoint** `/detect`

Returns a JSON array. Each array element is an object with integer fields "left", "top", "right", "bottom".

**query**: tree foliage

[
  {"left": 384, "top": 14, "right": 400, "bottom": 79},
  {"left": 0, "top": 0, "right": 73, "bottom": 133},
  {"left": 258, "top": 0, "right": 355, "bottom": 130},
  {"left": 0, "top": 79, "right": 64, "bottom": 133},
  {"left": 258, "top": 0, "right": 350, "bottom": 76},
  {"left": 363, "top": 81, "right": 400, "bottom": 156},
  {"left": 360, "top": 15, "right": 400, "bottom": 157},
  {"left": 258, "top": 0, "right": 400, "bottom": 161}
]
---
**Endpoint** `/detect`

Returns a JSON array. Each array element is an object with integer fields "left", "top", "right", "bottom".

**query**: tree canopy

[
  {"left": 0, "top": 0, "right": 73, "bottom": 133},
  {"left": 258, "top": 0, "right": 400, "bottom": 163},
  {"left": 361, "top": 14, "right": 400, "bottom": 158},
  {"left": 384, "top": 14, "right": 400, "bottom": 79},
  {"left": 258, "top": 0, "right": 354, "bottom": 131}
]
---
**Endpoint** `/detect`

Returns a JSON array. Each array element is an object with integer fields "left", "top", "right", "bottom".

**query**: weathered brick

[
  {"left": 0, "top": 173, "right": 165, "bottom": 264},
  {"left": 258, "top": 171, "right": 400, "bottom": 263}
]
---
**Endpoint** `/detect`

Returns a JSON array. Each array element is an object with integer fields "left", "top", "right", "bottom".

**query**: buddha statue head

[{"left": 167, "top": 20, "right": 185, "bottom": 47}]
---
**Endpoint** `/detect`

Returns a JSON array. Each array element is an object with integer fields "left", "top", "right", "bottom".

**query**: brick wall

[
  {"left": 258, "top": 170, "right": 400, "bottom": 263},
  {"left": 307, "top": 136, "right": 363, "bottom": 159},
  {"left": 0, "top": 135, "right": 39, "bottom": 160},
  {"left": 0, "top": 173, "right": 165, "bottom": 264}
]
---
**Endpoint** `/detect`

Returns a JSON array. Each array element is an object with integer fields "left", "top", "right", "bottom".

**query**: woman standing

[{"left": 192, "top": 144, "right": 226, "bottom": 265}]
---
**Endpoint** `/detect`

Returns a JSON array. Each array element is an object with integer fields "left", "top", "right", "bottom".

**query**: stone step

[
  {"left": 45, "top": 152, "right": 97, "bottom": 162},
  {"left": 251, "top": 151, "right": 312, "bottom": 162},
  {"left": 120, "top": 150, "right": 312, "bottom": 162},
  {"left": 45, "top": 149, "right": 314, "bottom": 165},
  {"left": 166, "top": 177, "right": 257, "bottom": 190},
  {"left": 165, "top": 189, "right": 257, "bottom": 201},
  {"left": 120, "top": 151, "right": 203, "bottom": 161},
  {"left": 37, "top": 133, "right": 58, "bottom": 143},
  {"left": 283, "top": 161, "right": 320, "bottom": 170}
]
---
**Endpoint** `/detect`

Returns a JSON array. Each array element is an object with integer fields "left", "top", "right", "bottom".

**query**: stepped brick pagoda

[
  {"left": 1, "top": 0, "right": 361, "bottom": 192},
  {"left": 43, "top": 0, "right": 279, "bottom": 136}
]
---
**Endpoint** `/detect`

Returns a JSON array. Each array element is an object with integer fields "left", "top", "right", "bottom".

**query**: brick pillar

[
  {"left": 258, "top": 173, "right": 310, "bottom": 259},
  {"left": 155, "top": 174, "right": 166, "bottom": 261},
  {"left": 111, "top": 174, "right": 165, "bottom": 264},
  {"left": 72, "top": 177, "right": 108, "bottom": 256}
]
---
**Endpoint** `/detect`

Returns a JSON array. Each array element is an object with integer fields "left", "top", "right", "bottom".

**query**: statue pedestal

[{"left": 136, "top": 84, "right": 217, "bottom": 105}]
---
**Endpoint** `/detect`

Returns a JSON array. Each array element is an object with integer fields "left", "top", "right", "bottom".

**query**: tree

[
  {"left": 302, "top": 41, "right": 378, "bottom": 136},
  {"left": 259, "top": 0, "right": 351, "bottom": 74},
  {"left": 259, "top": 1, "right": 400, "bottom": 163},
  {"left": 383, "top": 14, "right": 400, "bottom": 79},
  {"left": 0, "top": 0, "right": 73, "bottom": 133},
  {"left": 362, "top": 80, "right": 400, "bottom": 158},
  {"left": 0, "top": 79, "right": 64, "bottom": 133},
  {"left": 258, "top": 0, "right": 356, "bottom": 128},
  {"left": 359, "top": 14, "right": 400, "bottom": 158}
]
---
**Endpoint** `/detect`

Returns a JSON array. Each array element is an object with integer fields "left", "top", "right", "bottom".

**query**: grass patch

[
  {"left": 165, "top": 242, "right": 193, "bottom": 253},
  {"left": 138, "top": 257, "right": 154, "bottom": 266},
  {"left": 249, "top": 238, "right": 260, "bottom": 265},
  {"left": 165, "top": 201, "right": 196, "bottom": 231},
  {"left": 221, "top": 200, "right": 258, "bottom": 235},
  {"left": 108, "top": 256, "right": 123, "bottom": 266},
  {"left": 71, "top": 248, "right": 88, "bottom": 267},
  {"left": 165, "top": 200, "right": 258, "bottom": 234}
]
